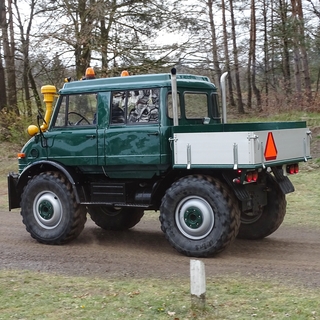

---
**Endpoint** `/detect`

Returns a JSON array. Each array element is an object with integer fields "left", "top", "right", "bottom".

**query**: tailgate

[{"left": 172, "top": 127, "right": 311, "bottom": 169}]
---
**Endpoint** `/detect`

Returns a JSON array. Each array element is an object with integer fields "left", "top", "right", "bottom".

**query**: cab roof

[{"left": 59, "top": 73, "right": 217, "bottom": 95}]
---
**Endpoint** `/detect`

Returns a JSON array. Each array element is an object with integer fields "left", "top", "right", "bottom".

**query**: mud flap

[
  {"left": 222, "top": 172, "right": 250, "bottom": 202},
  {"left": 271, "top": 167, "right": 295, "bottom": 194},
  {"left": 7, "top": 173, "right": 20, "bottom": 210}
]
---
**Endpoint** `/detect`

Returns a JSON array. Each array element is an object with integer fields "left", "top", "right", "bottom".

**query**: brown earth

[
  {"left": 0, "top": 126, "right": 319, "bottom": 288},
  {"left": 1, "top": 210, "right": 320, "bottom": 288}
]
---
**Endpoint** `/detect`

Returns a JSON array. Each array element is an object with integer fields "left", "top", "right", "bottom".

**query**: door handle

[
  {"left": 86, "top": 135, "right": 96, "bottom": 139},
  {"left": 147, "top": 132, "right": 159, "bottom": 136}
]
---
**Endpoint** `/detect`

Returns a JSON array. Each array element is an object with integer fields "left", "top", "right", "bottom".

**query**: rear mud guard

[{"left": 271, "top": 167, "right": 295, "bottom": 194}]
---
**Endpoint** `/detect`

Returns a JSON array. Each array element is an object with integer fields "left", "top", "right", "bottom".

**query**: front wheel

[
  {"left": 21, "top": 172, "right": 87, "bottom": 244},
  {"left": 160, "top": 175, "right": 240, "bottom": 257}
]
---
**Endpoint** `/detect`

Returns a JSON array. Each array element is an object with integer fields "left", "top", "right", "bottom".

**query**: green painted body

[
  {"left": 17, "top": 73, "right": 219, "bottom": 178},
  {"left": 9, "top": 71, "right": 310, "bottom": 210}
]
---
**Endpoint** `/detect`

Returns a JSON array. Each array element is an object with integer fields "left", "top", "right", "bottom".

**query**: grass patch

[
  {"left": 285, "top": 161, "right": 320, "bottom": 228},
  {"left": 0, "top": 141, "right": 19, "bottom": 209},
  {"left": 0, "top": 270, "right": 319, "bottom": 320},
  {"left": 228, "top": 110, "right": 320, "bottom": 125}
]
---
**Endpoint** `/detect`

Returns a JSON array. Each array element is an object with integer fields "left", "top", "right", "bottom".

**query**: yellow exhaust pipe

[
  {"left": 27, "top": 85, "right": 57, "bottom": 136},
  {"left": 40, "top": 85, "right": 57, "bottom": 131}
]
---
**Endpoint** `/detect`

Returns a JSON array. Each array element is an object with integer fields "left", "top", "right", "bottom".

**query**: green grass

[
  {"left": 0, "top": 270, "right": 319, "bottom": 320},
  {"left": 228, "top": 110, "right": 320, "bottom": 125},
  {"left": 285, "top": 161, "right": 320, "bottom": 227}
]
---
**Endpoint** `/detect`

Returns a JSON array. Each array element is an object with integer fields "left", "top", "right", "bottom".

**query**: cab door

[
  {"left": 46, "top": 93, "right": 98, "bottom": 167},
  {"left": 105, "top": 124, "right": 161, "bottom": 164},
  {"left": 103, "top": 89, "right": 161, "bottom": 178}
]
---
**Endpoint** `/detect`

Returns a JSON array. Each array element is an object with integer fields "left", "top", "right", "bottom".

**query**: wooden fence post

[{"left": 190, "top": 259, "right": 206, "bottom": 310}]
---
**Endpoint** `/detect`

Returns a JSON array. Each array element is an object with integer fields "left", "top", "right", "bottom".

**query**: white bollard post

[{"left": 190, "top": 259, "right": 206, "bottom": 309}]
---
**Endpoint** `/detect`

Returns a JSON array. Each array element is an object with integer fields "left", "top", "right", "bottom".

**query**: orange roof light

[
  {"left": 121, "top": 70, "right": 129, "bottom": 77},
  {"left": 85, "top": 67, "right": 95, "bottom": 79}
]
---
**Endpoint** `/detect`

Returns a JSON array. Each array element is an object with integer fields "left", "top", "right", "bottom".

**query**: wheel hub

[
  {"left": 33, "top": 191, "right": 63, "bottom": 229},
  {"left": 184, "top": 207, "right": 203, "bottom": 229},
  {"left": 176, "top": 196, "right": 215, "bottom": 240},
  {"left": 38, "top": 200, "right": 54, "bottom": 220}
]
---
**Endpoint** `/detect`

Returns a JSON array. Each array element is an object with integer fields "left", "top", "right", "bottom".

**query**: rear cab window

[{"left": 167, "top": 90, "right": 220, "bottom": 124}]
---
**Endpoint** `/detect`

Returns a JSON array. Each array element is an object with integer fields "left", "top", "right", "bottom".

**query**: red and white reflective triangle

[{"left": 264, "top": 132, "right": 278, "bottom": 161}]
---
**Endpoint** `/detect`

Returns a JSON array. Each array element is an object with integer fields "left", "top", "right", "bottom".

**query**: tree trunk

[
  {"left": 291, "top": 0, "right": 312, "bottom": 104},
  {"left": 0, "top": 0, "right": 7, "bottom": 110},
  {"left": 0, "top": 43, "right": 7, "bottom": 110},
  {"left": 221, "top": 0, "right": 235, "bottom": 107},
  {"left": 247, "top": 45, "right": 252, "bottom": 109},
  {"left": 292, "top": 46, "right": 302, "bottom": 103},
  {"left": 263, "top": 0, "right": 269, "bottom": 108},
  {"left": 250, "top": 0, "right": 261, "bottom": 109},
  {"left": 229, "top": 0, "right": 244, "bottom": 114},
  {"left": 2, "top": 0, "right": 18, "bottom": 114},
  {"left": 28, "top": 70, "right": 42, "bottom": 112},
  {"left": 208, "top": 0, "right": 222, "bottom": 85},
  {"left": 75, "top": 0, "right": 94, "bottom": 79},
  {"left": 14, "top": 0, "right": 40, "bottom": 117},
  {"left": 279, "top": 0, "right": 291, "bottom": 99},
  {"left": 100, "top": 1, "right": 117, "bottom": 76}
]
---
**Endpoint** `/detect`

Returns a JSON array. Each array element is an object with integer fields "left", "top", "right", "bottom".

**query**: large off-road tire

[
  {"left": 237, "top": 173, "right": 286, "bottom": 240},
  {"left": 159, "top": 175, "right": 241, "bottom": 257},
  {"left": 88, "top": 206, "right": 144, "bottom": 230},
  {"left": 20, "top": 171, "right": 87, "bottom": 244}
]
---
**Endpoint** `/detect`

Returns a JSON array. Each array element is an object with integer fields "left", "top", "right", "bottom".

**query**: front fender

[{"left": 9, "top": 161, "right": 81, "bottom": 210}]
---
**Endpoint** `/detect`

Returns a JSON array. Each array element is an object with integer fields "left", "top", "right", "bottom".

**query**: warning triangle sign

[{"left": 264, "top": 132, "right": 277, "bottom": 161}]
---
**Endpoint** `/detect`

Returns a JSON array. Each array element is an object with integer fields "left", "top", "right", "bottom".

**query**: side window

[
  {"left": 53, "top": 93, "right": 97, "bottom": 127},
  {"left": 128, "top": 88, "right": 159, "bottom": 123},
  {"left": 55, "top": 96, "right": 67, "bottom": 126},
  {"left": 111, "top": 88, "right": 160, "bottom": 124},
  {"left": 211, "top": 93, "right": 220, "bottom": 119},
  {"left": 185, "top": 92, "right": 208, "bottom": 119},
  {"left": 168, "top": 93, "right": 181, "bottom": 119}
]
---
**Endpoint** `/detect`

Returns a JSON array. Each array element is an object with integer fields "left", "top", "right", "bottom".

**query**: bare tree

[
  {"left": 1, "top": 0, "right": 18, "bottom": 114},
  {"left": 291, "top": 0, "right": 312, "bottom": 104},
  {"left": 221, "top": 0, "right": 235, "bottom": 107},
  {"left": 36, "top": 0, "right": 186, "bottom": 79},
  {"left": 207, "top": 0, "right": 222, "bottom": 84},
  {"left": 14, "top": 0, "right": 43, "bottom": 117},
  {"left": 0, "top": 39, "right": 7, "bottom": 110},
  {"left": 0, "top": 0, "right": 7, "bottom": 110},
  {"left": 229, "top": 0, "right": 244, "bottom": 113},
  {"left": 279, "top": 0, "right": 292, "bottom": 97},
  {"left": 248, "top": 0, "right": 261, "bottom": 109},
  {"left": 262, "top": 0, "right": 269, "bottom": 107}
]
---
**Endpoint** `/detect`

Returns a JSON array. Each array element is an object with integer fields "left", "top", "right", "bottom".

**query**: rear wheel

[
  {"left": 160, "top": 175, "right": 240, "bottom": 257},
  {"left": 88, "top": 205, "right": 144, "bottom": 230},
  {"left": 237, "top": 173, "right": 286, "bottom": 239},
  {"left": 21, "top": 171, "right": 87, "bottom": 244}
]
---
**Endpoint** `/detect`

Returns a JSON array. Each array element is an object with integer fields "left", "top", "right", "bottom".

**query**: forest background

[{"left": 0, "top": 0, "right": 320, "bottom": 144}]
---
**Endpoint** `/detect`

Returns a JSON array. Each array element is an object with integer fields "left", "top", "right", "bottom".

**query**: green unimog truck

[{"left": 8, "top": 68, "right": 312, "bottom": 257}]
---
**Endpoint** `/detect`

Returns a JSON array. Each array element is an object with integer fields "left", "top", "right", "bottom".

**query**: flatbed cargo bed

[{"left": 172, "top": 122, "right": 311, "bottom": 169}]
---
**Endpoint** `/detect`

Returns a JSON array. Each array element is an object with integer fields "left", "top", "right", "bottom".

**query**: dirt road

[{"left": 1, "top": 210, "right": 319, "bottom": 288}]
